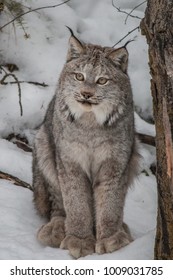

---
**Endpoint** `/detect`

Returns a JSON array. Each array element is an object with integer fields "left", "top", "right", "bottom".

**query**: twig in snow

[
  {"left": 6, "top": 133, "right": 33, "bottom": 152},
  {"left": 1, "top": 80, "right": 49, "bottom": 87},
  {"left": 14, "top": 139, "right": 32, "bottom": 152},
  {"left": 0, "top": 170, "right": 33, "bottom": 191},
  {"left": 0, "top": 66, "right": 23, "bottom": 116}
]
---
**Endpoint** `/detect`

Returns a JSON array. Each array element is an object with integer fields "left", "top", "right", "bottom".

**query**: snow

[
  {"left": 0, "top": 0, "right": 157, "bottom": 260},
  {"left": 0, "top": 173, "right": 157, "bottom": 260}
]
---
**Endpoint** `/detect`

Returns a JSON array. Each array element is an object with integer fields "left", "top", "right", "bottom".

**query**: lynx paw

[
  {"left": 96, "top": 227, "right": 132, "bottom": 254},
  {"left": 37, "top": 216, "right": 65, "bottom": 247},
  {"left": 60, "top": 235, "right": 95, "bottom": 259}
]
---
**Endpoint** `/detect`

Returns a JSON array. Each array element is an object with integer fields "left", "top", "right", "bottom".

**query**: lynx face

[{"left": 58, "top": 35, "right": 132, "bottom": 125}]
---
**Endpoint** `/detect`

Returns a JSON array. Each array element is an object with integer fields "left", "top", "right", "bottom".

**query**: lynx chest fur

[{"left": 33, "top": 28, "right": 139, "bottom": 259}]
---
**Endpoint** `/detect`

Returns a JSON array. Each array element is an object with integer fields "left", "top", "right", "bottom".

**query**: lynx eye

[
  {"left": 96, "top": 77, "right": 108, "bottom": 85},
  {"left": 75, "top": 73, "right": 85, "bottom": 81}
]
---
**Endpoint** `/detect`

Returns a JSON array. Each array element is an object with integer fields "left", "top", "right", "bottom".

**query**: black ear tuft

[
  {"left": 66, "top": 26, "right": 84, "bottom": 62},
  {"left": 123, "top": 38, "right": 135, "bottom": 48},
  {"left": 66, "top": 26, "right": 75, "bottom": 37}
]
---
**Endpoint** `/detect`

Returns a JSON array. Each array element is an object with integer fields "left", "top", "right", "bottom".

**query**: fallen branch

[
  {"left": 6, "top": 133, "right": 32, "bottom": 152},
  {"left": 13, "top": 139, "right": 32, "bottom": 152},
  {"left": 137, "top": 132, "right": 155, "bottom": 146},
  {"left": 0, "top": 170, "right": 33, "bottom": 191},
  {"left": 0, "top": 66, "right": 23, "bottom": 116}
]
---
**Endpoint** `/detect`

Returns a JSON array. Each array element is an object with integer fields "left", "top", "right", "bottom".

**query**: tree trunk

[{"left": 141, "top": 0, "right": 173, "bottom": 259}]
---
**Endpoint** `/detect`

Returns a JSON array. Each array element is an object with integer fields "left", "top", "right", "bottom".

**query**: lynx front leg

[
  {"left": 94, "top": 161, "right": 132, "bottom": 254},
  {"left": 33, "top": 153, "right": 66, "bottom": 247},
  {"left": 33, "top": 125, "right": 67, "bottom": 248},
  {"left": 37, "top": 191, "right": 66, "bottom": 248},
  {"left": 35, "top": 182, "right": 66, "bottom": 247},
  {"left": 59, "top": 162, "right": 95, "bottom": 258}
]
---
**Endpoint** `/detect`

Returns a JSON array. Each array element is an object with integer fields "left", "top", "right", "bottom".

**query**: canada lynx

[{"left": 33, "top": 28, "right": 139, "bottom": 258}]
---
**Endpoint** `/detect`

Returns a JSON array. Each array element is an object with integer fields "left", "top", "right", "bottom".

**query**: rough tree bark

[{"left": 141, "top": 0, "right": 173, "bottom": 259}]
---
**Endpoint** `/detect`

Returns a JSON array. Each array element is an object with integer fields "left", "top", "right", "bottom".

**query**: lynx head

[{"left": 58, "top": 28, "right": 133, "bottom": 126}]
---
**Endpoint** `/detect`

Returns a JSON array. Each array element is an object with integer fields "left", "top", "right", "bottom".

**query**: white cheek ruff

[
  {"left": 92, "top": 102, "right": 114, "bottom": 125},
  {"left": 65, "top": 96, "right": 122, "bottom": 126},
  {"left": 66, "top": 98, "right": 84, "bottom": 119}
]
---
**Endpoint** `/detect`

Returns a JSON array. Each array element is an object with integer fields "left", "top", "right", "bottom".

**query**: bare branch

[
  {"left": 112, "top": 26, "right": 139, "bottom": 47},
  {"left": 27, "top": 81, "right": 48, "bottom": 87},
  {"left": 124, "top": 1, "right": 147, "bottom": 24},
  {"left": 1, "top": 80, "right": 49, "bottom": 87},
  {"left": 11, "top": 73, "right": 23, "bottom": 116},
  {"left": 6, "top": 133, "right": 33, "bottom": 152},
  {"left": 111, "top": 0, "right": 146, "bottom": 47},
  {"left": 137, "top": 133, "right": 155, "bottom": 147},
  {"left": 0, "top": 66, "right": 8, "bottom": 75},
  {"left": 14, "top": 139, "right": 32, "bottom": 152},
  {"left": 0, "top": 170, "right": 32, "bottom": 191},
  {"left": 112, "top": 0, "right": 142, "bottom": 22},
  {"left": 0, "top": 0, "right": 71, "bottom": 31},
  {"left": 0, "top": 68, "right": 23, "bottom": 116}
]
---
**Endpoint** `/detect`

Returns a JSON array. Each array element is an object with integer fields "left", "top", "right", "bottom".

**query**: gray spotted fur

[{"left": 32, "top": 31, "right": 139, "bottom": 258}]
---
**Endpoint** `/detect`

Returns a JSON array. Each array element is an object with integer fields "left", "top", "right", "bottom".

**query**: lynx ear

[
  {"left": 66, "top": 26, "right": 84, "bottom": 62},
  {"left": 107, "top": 47, "right": 128, "bottom": 73}
]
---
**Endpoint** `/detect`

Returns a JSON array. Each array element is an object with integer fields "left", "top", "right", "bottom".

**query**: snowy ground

[{"left": 0, "top": 0, "right": 157, "bottom": 260}]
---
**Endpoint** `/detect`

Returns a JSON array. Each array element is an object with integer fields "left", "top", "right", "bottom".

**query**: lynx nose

[{"left": 81, "top": 91, "right": 93, "bottom": 99}]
